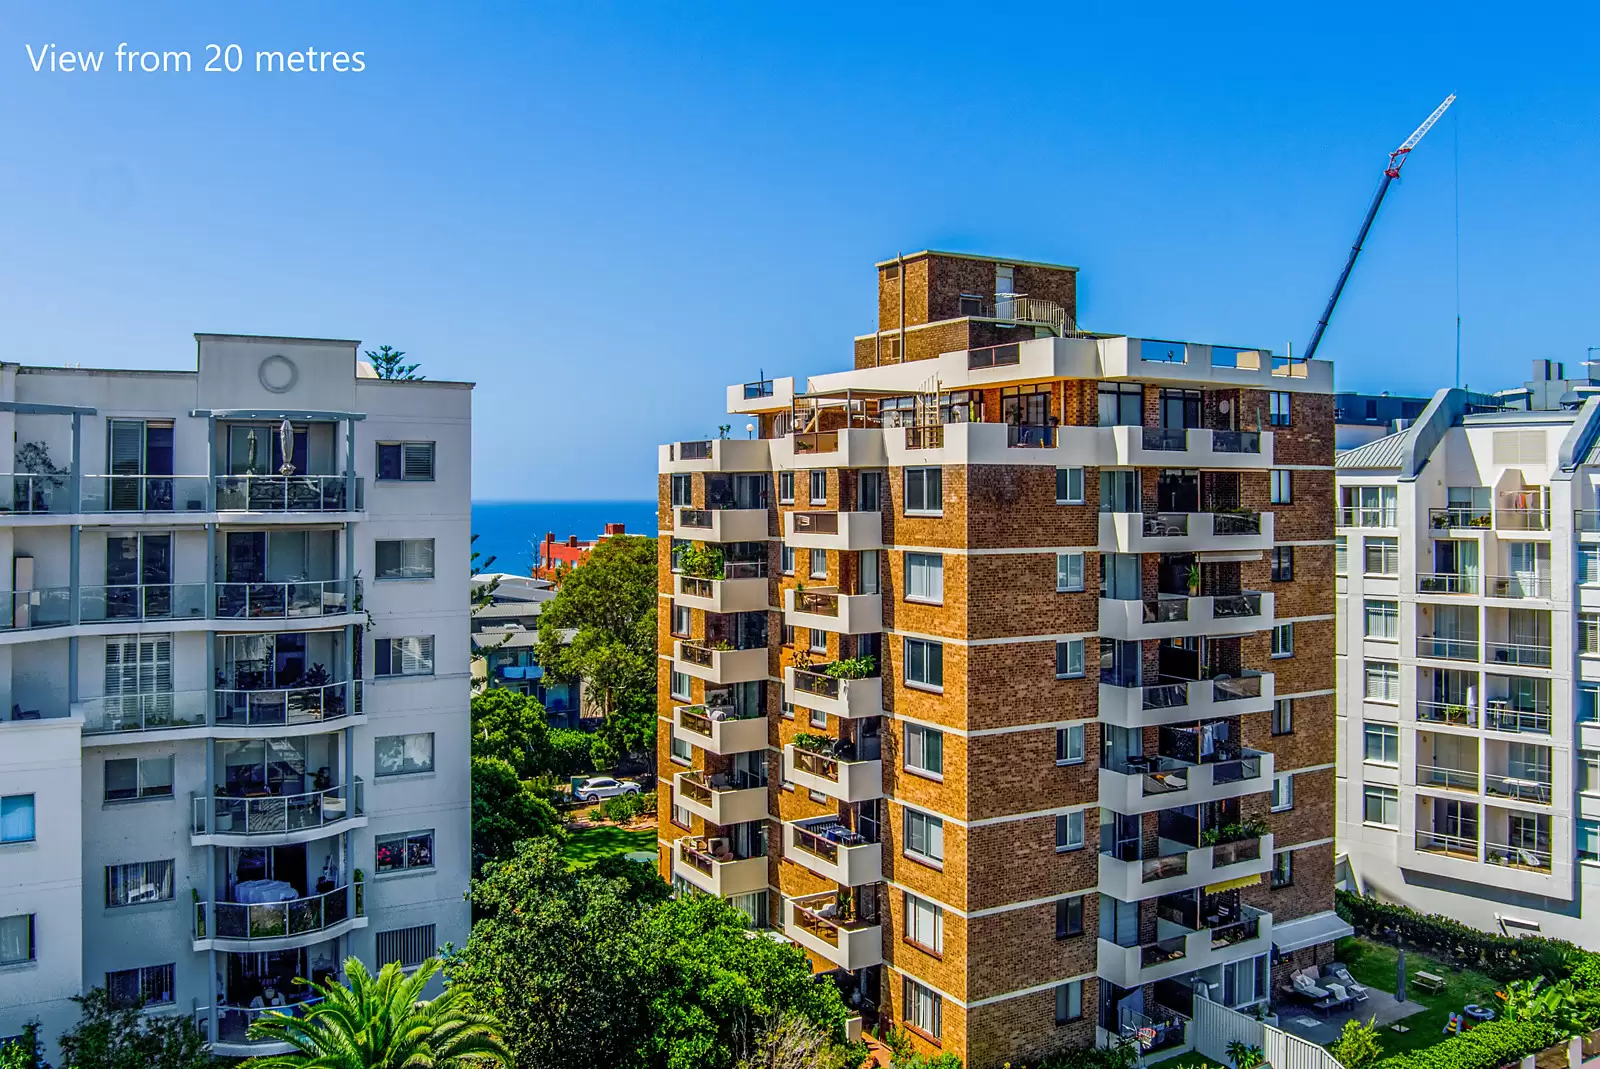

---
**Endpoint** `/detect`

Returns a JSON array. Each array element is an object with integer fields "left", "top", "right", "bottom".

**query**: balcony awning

[
  {"left": 1271, "top": 909, "right": 1354, "bottom": 954},
  {"left": 1204, "top": 873, "right": 1263, "bottom": 895},
  {"left": 1199, "top": 550, "right": 1264, "bottom": 564}
]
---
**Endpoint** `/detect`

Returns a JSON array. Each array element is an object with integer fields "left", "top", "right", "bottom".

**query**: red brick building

[
  {"left": 532, "top": 522, "right": 627, "bottom": 581},
  {"left": 656, "top": 251, "right": 1342, "bottom": 1067}
]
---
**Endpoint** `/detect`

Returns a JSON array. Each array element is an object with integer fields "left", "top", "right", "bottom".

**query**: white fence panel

[
  {"left": 1265, "top": 1023, "right": 1347, "bottom": 1069},
  {"left": 1190, "top": 997, "right": 1265, "bottom": 1066}
]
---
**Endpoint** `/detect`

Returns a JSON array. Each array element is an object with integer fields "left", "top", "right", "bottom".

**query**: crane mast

[{"left": 1302, "top": 94, "right": 1456, "bottom": 364}]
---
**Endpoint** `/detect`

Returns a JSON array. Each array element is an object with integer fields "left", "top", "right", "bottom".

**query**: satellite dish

[{"left": 1219, "top": 399, "right": 1232, "bottom": 414}]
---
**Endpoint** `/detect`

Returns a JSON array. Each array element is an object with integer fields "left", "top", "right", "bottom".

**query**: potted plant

[
  {"left": 824, "top": 655, "right": 876, "bottom": 680},
  {"left": 1186, "top": 563, "right": 1202, "bottom": 596},
  {"left": 354, "top": 869, "right": 364, "bottom": 916}
]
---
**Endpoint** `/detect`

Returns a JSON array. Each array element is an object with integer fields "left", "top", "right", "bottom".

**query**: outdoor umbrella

[{"left": 1396, "top": 948, "right": 1407, "bottom": 1002}]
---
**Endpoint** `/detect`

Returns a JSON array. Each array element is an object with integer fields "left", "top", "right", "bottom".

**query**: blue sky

[{"left": 5, "top": 3, "right": 1600, "bottom": 499}]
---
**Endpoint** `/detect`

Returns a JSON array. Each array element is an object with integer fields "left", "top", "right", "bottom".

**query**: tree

[
  {"left": 470, "top": 688, "right": 552, "bottom": 780},
  {"left": 470, "top": 533, "right": 505, "bottom": 691},
  {"left": 242, "top": 957, "right": 508, "bottom": 1068},
  {"left": 57, "top": 988, "right": 213, "bottom": 1069},
  {"left": 1498, "top": 977, "right": 1586, "bottom": 1036},
  {"left": 364, "top": 345, "right": 422, "bottom": 381},
  {"left": 1329, "top": 1017, "right": 1385, "bottom": 1069},
  {"left": 472, "top": 755, "right": 561, "bottom": 876},
  {"left": 0, "top": 1022, "right": 46, "bottom": 1069}
]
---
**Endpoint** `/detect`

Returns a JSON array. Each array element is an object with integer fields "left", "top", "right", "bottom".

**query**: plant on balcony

[
  {"left": 1470, "top": 514, "right": 1492, "bottom": 528},
  {"left": 1186, "top": 563, "right": 1202, "bottom": 596},
  {"left": 192, "top": 887, "right": 205, "bottom": 939},
  {"left": 353, "top": 868, "right": 364, "bottom": 916},
  {"left": 1201, "top": 818, "right": 1270, "bottom": 846},
  {"left": 680, "top": 543, "right": 725, "bottom": 580},
  {"left": 823, "top": 655, "right": 876, "bottom": 680},
  {"left": 791, "top": 732, "right": 841, "bottom": 756}
]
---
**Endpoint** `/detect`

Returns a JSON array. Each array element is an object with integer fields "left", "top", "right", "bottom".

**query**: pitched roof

[{"left": 1336, "top": 430, "right": 1410, "bottom": 471}]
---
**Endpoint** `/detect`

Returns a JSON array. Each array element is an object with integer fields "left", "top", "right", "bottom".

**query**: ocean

[{"left": 471, "top": 500, "right": 658, "bottom": 576}]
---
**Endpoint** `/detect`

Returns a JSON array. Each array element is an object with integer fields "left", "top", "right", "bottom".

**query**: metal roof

[{"left": 1336, "top": 430, "right": 1410, "bottom": 471}]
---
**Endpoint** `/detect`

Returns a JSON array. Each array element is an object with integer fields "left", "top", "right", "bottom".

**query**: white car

[{"left": 575, "top": 776, "right": 642, "bottom": 802}]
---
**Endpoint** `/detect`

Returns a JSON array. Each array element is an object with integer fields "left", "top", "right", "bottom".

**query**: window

[
  {"left": 1271, "top": 850, "right": 1293, "bottom": 888},
  {"left": 1363, "top": 723, "right": 1399, "bottom": 765},
  {"left": 809, "top": 548, "right": 827, "bottom": 580},
  {"left": 1268, "top": 391, "right": 1291, "bottom": 426},
  {"left": 1099, "top": 470, "right": 1140, "bottom": 513},
  {"left": 1335, "top": 535, "right": 1347, "bottom": 576},
  {"left": 1055, "top": 980, "right": 1083, "bottom": 1024},
  {"left": 106, "top": 964, "right": 173, "bottom": 1008},
  {"left": 0, "top": 915, "right": 32, "bottom": 966},
  {"left": 670, "top": 669, "right": 691, "bottom": 702},
  {"left": 375, "top": 539, "right": 435, "bottom": 580},
  {"left": 105, "top": 860, "right": 174, "bottom": 907},
  {"left": 1271, "top": 546, "right": 1294, "bottom": 582},
  {"left": 1056, "top": 552, "right": 1085, "bottom": 593},
  {"left": 0, "top": 795, "right": 35, "bottom": 844},
  {"left": 904, "top": 467, "right": 943, "bottom": 516},
  {"left": 376, "top": 924, "right": 436, "bottom": 969},
  {"left": 904, "top": 638, "right": 944, "bottom": 691},
  {"left": 903, "top": 892, "right": 944, "bottom": 954},
  {"left": 1581, "top": 546, "right": 1600, "bottom": 586},
  {"left": 1055, "top": 639, "right": 1085, "bottom": 679},
  {"left": 375, "top": 636, "right": 434, "bottom": 677},
  {"left": 1272, "top": 698, "right": 1294, "bottom": 736},
  {"left": 1364, "top": 537, "right": 1399, "bottom": 575},
  {"left": 1271, "top": 623, "right": 1293, "bottom": 658},
  {"left": 807, "top": 628, "right": 828, "bottom": 654},
  {"left": 1270, "top": 469, "right": 1292, "bottom": 504},
  {"left": 1580, "top": 751, "right": 1600, "bottom": 794},
  {"left": 1364, "top": 599, "right": 1398, "bottom": 639},
  {"left": 1055, "top": 895, "right": 1084, "bottom": 938},
  {"left": 376, "top": 733, "right": 435, "bottom": 777},
  {"left": 1364, "top": 660, "right": 1399, "bottom": 703},
  {"left": 905, "top": 553, "right": 944, "bottom": 604},
  {"left": 670, "top": 732, "right": 692, "bottom": 765},
  {"left": 1056, "top": 724, "right": 1085, "bottom": 765},
  {"left": 105, "top": 756, "right": 173, "bottom": 802},
  {"left": 778, "top": 471, "right": 794, "bottom": 503},
  {"left": 671, "top": 800, "right": 692, "bottom": 828},
  {"left": 1342, "top": 485, "right": 1397, "bottom": 527},
  {"left": 1583, "top": 684, "right": 1600, "bottom": 724},
  {"left": 781, "top": 624, "right": 796, "bottom": 647},
  {"left": 780, "top": 544, "right": 795, "bottom": 575},
  {"left": 671, "top": 474, "right": 692, "bottom": 508},
  {"left": 1270, "top": 773, "right": 1294, "bottom": 812},
  {"left": 1363, "top": 785, "right": 1399, "bottom": 827},
  {"left": 905, "top": 724, "right": 944, "bottom": 778},
  {"left": 1582, "top": 614, "right": 1600, "bottom": 656},
  {"left": 375, "top": 830, "right": 435, "bottom": 873},
  {"left": 376, "top": 441, "right": 435, "bottom": 482},
  {"left": 809, "top": 470, "right": 827, "bottom": 504},
  {"left": 1055, "top": 810, "right": 1085, "bottom": 851},
  {"left": 1056, "top": 467, "right": 1085, "bottom": 505},
  {"left": 1098, "top": 382, "right": 1142, "bottom": 427},
  {"left": 1580, "top": 820, "right": 1600, "bottom": 864},
  {"left": 903, "top": 977, "right": 942, "bottom": 1040},
  {"left": 904, "top": 808, "right": 944, "bottom": 864},
  {"left": 671, "top": 603, "right": 691, "bottom": 637}
]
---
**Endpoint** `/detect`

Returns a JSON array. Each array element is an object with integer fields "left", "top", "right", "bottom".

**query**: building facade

[
  {"left": 0, "top": 335, "right": 472, "bottom": 1060},
  {"left": 656, "top": 252, "right": 1345, "bottom": 1068},
  {"left": 1336, "top": 386, "right": 1600, "bottom": 944}
]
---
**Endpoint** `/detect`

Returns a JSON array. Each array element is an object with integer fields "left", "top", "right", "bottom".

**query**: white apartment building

[
  {"left": 0, "top": 335, "right": 472, "bottom": 1060},
  {"left": 1336, "top": 385, "right": 1600, "bottom": 944}
]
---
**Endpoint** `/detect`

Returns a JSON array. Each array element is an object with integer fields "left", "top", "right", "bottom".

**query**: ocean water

[{"left": 471, "top": 500, "right": 658, "bottom": 576}]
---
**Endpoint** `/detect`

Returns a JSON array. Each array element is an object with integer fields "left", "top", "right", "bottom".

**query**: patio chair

[
  {"left": 1324, "top": 965, "right": 1370, "bottom": 1001},
  {"left": 1292, "top": 970, "right": 1330, "bottom": 1001}
]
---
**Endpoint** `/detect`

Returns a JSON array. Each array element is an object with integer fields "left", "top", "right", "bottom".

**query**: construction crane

[{"left": 1302, "top": 94, "right": 1457, "bottom": 363}]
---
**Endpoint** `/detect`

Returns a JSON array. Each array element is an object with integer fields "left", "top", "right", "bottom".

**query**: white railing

[
  {"left": 214, "top": 474, "right": 362, "bottom": 512},
  {"left": 214, "top": 579, "right": 353, "bottom": 619},
  {"left": 80, "top": 475, "right": 210, "bottom": 513},
  {"left": 79, "top": 691, "right": 209, "bottom": 735}
]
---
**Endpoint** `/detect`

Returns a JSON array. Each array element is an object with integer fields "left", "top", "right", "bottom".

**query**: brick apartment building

[{"left": 656, "top": 251, "right": 1345, "bottom": 1068}]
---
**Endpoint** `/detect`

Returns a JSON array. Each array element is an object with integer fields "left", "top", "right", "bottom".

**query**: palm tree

[{"left": 242, "top": 956, "right": 510, "bottom": 1068}]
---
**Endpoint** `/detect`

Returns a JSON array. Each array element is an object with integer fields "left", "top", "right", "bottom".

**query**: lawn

[
  {"left": 1147, "top": 1053, "right": 1226, "bottom": 1069},
  {"left": 562, "top": 824, "right": 657, "bottom": 866},
  {"left": 1335, "top": 936, "right": 1501, "bottom": 1056}
]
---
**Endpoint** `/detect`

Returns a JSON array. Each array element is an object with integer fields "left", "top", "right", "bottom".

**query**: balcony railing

[
  {"left": 1415, "top": 830, "right": 1478, "bottom": 859},
  {"left": 790, "top": 746, "right": 844, "bottom": 783},
  {"left": 1212, "top": 754, "right": 1264, "bottom": 783},
  {"left": 80, "top": 583, "right": 208, "bottom": 623},
  {"left": 1212, "top": 512, "right": 1263, "bottom": 536},
  {"left": 215, "top": 475, "right": 362, "bottom": 513},
  {"left": 191, "top": 780, "right": 363, "bottom": 837},
  {"left": 1429, "top": 506, "right": 1492, "bottom": 530},
  {"left": 904, "top": 426, "right": 944, "bottom": 450},
  {"left": 1416, "top": 700, "right": 1475, "bottom": 726},
  {"left": 677, "top": 508, "right": 714, "bottom": 529},
  {"left": 1144, "top": 598, "right": 1189, "bottom": 623},
  {"left": 1484, "top": 773, "right": 1552, "bottom": 804},
  {"left": 202, "top": 884, "right": 352, "bottom": 941},
  {"left": 678, "top": 644, "right": 716, "bottom": 667},
  {"left": 1212, "top": 837, "right": 1262, "bottom": 867},
  {"left": 201, "top": 997, "right": 327, "bottom": 1045},
  {"left": 1485, "top": 840, "right": 1552, "bottom": 870},
  {"left": 676, "top": 772, "right": 714, "bottom": 807},
  {"left": 1339, "top": 506, "right": 1397, "bottom": 528},
  {"left": 1212, "top": 430, "right": 1262, "bottom": 454},
  {"left": 1213, "top": 675, "right": 1263, "bottom": 703},
  {"left": 1007, "top": 424, "right": 1055, "bottom": 448},
  {"left": 1142, "top": 428, "right": 1188, "bottom": 451},
  {"left": 1485, "top": 641, "right": 1552, "bottom": 668},
  {"left": 1211, "top": 911, "right": 1261, "bottom": 948},
  {"left": 793, "top": 432, "right": 839, "bottom": 455},
  {"left": 792, "top": 590, "right": 840, "bottom": 617},
  {"left": 790, "top": 512, "right": 839, "bottom": 535},
  {"left": 1142, "top": 853, "right": 1188, "bottom": 882},
  {"left": 1140, "top": 934, "right": 1189, "bottom": 968},
  {"left": 1486, "top": 575, "right": 1551, "bottom": 599},
  {"left": 79, "top": 691, "right": 209, "bottom": 735},
  {"left": 80, "top": 475, "right": 210, "bottom": 513},
  {"left": 1483, "top": 706, "right": 1551, "bottom": 735},
  {"left": 1496, "top": 491, "right": 1550, "bottom": 531},
  {"left": 0, "top": 588, "right": 72, "bottom": 631},
  {"left": 793, "top": 669, "right": 841, "bottom": 699},
  {"left": 1417, "top": 636, "right": 1479, "bottom": 661},
  {"left": 1143, "top": 513, "right": 1190, "bottom": 538},
  {"left": 1212, "top": 593, "right": 1263, "bottom": 619},
  {"left": 214, "top": 579, "right": 353, "bottom": 619},
  {"left": 790, "top": 891, "right": 874, "bottom": 947},
  {"left": 1142, "top": 682, "right": 1190, "bottom": 710},
  {"left": 1418, "top": 572, "right": 1477, "bottom": 595},
  {"left": 1578, "top": 511, "right": 1600, "bottom": 533},
  {"left": 1417, "top": 764, "right": 1479, "bottom": 792},
  {"left": 214, "top": 682, "right": 358, "bottom": 728},
  {"left": 968, "top": 343, "right": 1021, "bottom": 369}
]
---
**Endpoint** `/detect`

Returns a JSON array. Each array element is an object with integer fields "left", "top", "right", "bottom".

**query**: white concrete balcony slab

[
  {"left": 1097, "top": 907, "right": 1272, "bottom": 988},
  {"left": 770, "top": 428, "right": 888, "bottom": 470},
  {"left": 659, "top": 438, "right": 772, "bottom": 474},
  {"left": 673, "top": 507, "right": 770, "bottom": 543},
  {"left": 726, "top": 376, "right": 795, "bottom": 415},
  {"left": 883, "top": 421, "right": 1118, "bottom": 469},
  {"left": 1097, "top": 510, "right": 1274, "bottom": 555},
  {"left": 783, "top": 667, "right": 884, "bottom": 719},
  {"left": 1098, "top": 592, "right": 1274, "bottom": 641},
  {"left": 1098, "top": 750, "right": 1274, "bottom": 815},
  {"left": 674, "top": 705, "right": 768, "bottom": 755},
  {"left": 1097, "top": 672, "right": 1274, "bottom": 729},
  {"left": 673, "top": 837, "right": 769, "bottom": 897},
  {"left": 672, "top": 771, "right": 770, "bottom": 826},
  {"left": 674, "top": 573, "right": 770, "bottom": 614},
  {"left": 783, "top": 588, "right": 883, "bottom": 635},
  {"left": 784, "top": 510, "right": 884, "bottom": 551},
  {"left": 782, "top": 743, "right": 884, "bottom": 803},
  {"left": 783, "top": 892, "right": 884, "bottom": 972},
  {"left": 1110, "top": 425, "right": 1275, "bottom": 469},
  {"left": 674, "top": 641, "right": 769, "bottom": 685},
  {"left": 1097, "top": 833, "right": 1274, "bottom": 902},
  {"left": 782, "top": 817, "right": 883, "bottom": 886}
]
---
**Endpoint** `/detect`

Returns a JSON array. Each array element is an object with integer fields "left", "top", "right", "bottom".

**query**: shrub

[
  {"left": 589, "top": 733, "right": 618, "bottom": 772},
  {"left": 1337, "top": 890, "right": 1585, "bottom": 982},
  {"left": 824, "top": 655, "right": 876, "bottom": 679},
  {"left": 602, "top": 792, "right": 641, "bottom": 824},
  {"left": 547, "top": 728, "right": 596, "bottom": 777},
  {"left": 1369, "top": 1017, "right": 1562, "bottom": 1069},
  {"left": 1330, "top": 1017, "right": 1385, "bottom": 1069}
]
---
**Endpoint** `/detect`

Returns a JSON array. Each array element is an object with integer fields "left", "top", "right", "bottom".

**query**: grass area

[
  {"left": 562, "top": 824, "right": 657, "bottom": 866},
  {"left": 1335, "top": 936, "right": 1501, "bottom": 1056},
  {"left": 1146, "top": 1053, "right": 1226, "bottom": 1069}
]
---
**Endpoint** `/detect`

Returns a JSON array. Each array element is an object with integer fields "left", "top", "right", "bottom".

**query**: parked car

[{"left": 575, "top": 776, "right": 642, "bottom": 802}]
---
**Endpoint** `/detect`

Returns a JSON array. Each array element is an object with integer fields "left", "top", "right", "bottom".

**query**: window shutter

[{"left": 401, "top": 443, "right": 434, "bottom": 480}]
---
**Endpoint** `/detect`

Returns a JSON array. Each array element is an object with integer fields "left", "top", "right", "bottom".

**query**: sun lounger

[
  {"left": 1325, "top": 965, "right": 1370, "bottom": 1001},
  {"left": 1293, "top": 971, "right": 1331, "bottom": 1000}
]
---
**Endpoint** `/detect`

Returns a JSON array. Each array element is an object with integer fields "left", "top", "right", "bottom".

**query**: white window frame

[
  {"left": 1056, "top": 724, "right": 1085, "bottom": 765},
  {"left": 778, "top": 471, "right": 795, "bottom": 504},
  {"left": 904, "top": 467, "right": 943, "bottom": 517},
  {"left": 1364, "top": 660, "right": 1399, "bottom": 703},
  {"left": 376, "top": 441, "right": 435, "bottom": 482},
  {"left": 1271, "top": 773, "right": 1295, "bottom": 812},
  {"left": 903, "top": 808, "right": 945, "bottom": 865},
  {"left": 1055, "top": 638, "right": 1085, "bottom": 679},
  {"left": 1364, "top": 599, "right": 1399, "bottom": 640},
  {"left": 1362, "top": 785, "right": 1399, "bottom": 828},
  {"left": 905, "top": 552, "right": 944, "bottom": 605},
  {"left": 375, "top": 636, "right": 435, "bottom": 678},
  {"left": 1056, "top": 980, "right": 1083, "bottom": 1024},
  {"left": 904, "top": 723, "right": 944, "bottom": 779},
  {"left": 1056, "top": 467, "right": 1085, "bottom": 505},
  {"left": 1271, "top": 623, "right": 1294, "bottom": 658},
  {"left": 1056, "top": 552, "right": 1085, "bottom": 593},
  {"left": 780, "top": 544, "right": 795, "bottom": 575},
  {"left": 1055, "top": 810, "right": 1085, "bottom": 852},
  {"left": 375, "top": 538, "right": 436, "bottom": 580},
  {"left": 1362, "top": 722, "right": 1399, "bottom": 765},
  {"left": 1271, "top": 469, "right": 1292, "bottom": 504},
  {"left": 809, "top": 469, "right": 827, "bottom": 505},
  {"left": 903, "top": 891, "right": 944, "bottom": 954},
  {"left": 903, "top": 637, "right": 944, "bottom": 692},
  {"left": 1272, "top": 698, "right": 1293, "bottom": 736}
]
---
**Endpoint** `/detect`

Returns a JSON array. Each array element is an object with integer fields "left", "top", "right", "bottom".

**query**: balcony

[
  {"left": 782, "top": 741, "right": 884, "bottom": 803},
  {"left": 1496, "top": 489, "right": 1550, "bottom": 533},
  {"left": 1483, "top": 704, "right": 1551, "bottom": 736},
  {"left": 1485, "top": 839, "right": 1553, "bottom": 871},
  {"left": 674, "top": 569, "right": 769, "bottom": 614},
  {"left": 1417, "top": 573, "right": 1477, "bottom": 596},
  {"left": 76, "top": 691, "right": 209, "bottom": 737},
  {"left": 194, "top": 884, "right": 363, "bottom": 951},
  {"left": 672, "top": 770, "right": 769, "bottom": 826},
  {"left": 784, "top": 666, "right": 883, "bottom": 720},
  {"left": 674, "top": 704, "right": 768, "bottom": 755},
  {"left": 1416, "top": 700, "right": 1476, "bottom": 728},
  {"left": 191, "top": 780, "right": 365, "bottom": 845},
  {"left": 1485, "top": 575, "right": 1552, "bottom": 600},
  {"left": 80, "top": 583, "right": 208, "bottom": 624},
  {"left": 783, "top": 510, "right": 883, "bottom": 551},
  {"left": 1112, "top": 425, "right": 1273, "bottom": 469},
  {"left": 673, "top": 640, "right": 768, "bottom": 685},
  {"left": 197, "top": 999, "right": 324, "bottom": 1057},
  {"left": 673, "top": 836, "right": 769, "bottom": 897},
  {"left": 213, "top": 475, "right": 363, "bottom": 515},
  {"left": 214, "top": 579, "right": 355, "bottom": 620},
  {"left": 1485, "top": 641, "right": 1553, "bottom": 668},
  {"left": 673, "top": 506, "right": 770, "bottom": 543},
  {"left": 80, "top": 475, "right": 210, "bottom": 514},
  {"left": 1098, "top": 672, "right": 1274, "bottom": 729},
  {"left": 1098, "top": 592, "right": 1273, "bottom": 641},
  {"left": 214, "top": 682, "right": 360, "bottom": 732},
  {"left": 0, "top": 474, "right": 73, "bottom": 517},
  {"left": 1097, "top": 907, "right": 1271, "bottom": 988},
  {"left": 783, "top": 817, "right": 882, "bottom": 886},
  {"left": 783, "top": 587, "right": 883, "bottom": 635},
  {"left": 1484, "top": 772, "right": 1552, "bottom": 806},
  {"left": 1099, "top": 749, "right": 1272, "bottom": 814},
  {"left": 771, "top": 428, "right": 888, "bottom": 469},
  {"left": 659, "top": 438, "right": 772, "bottom": 474},
  {"left": 0, "top": 588, "right": 71, "bottom": 632},
  {"left": 783, "top": 892, "right": 883, "bottom": 972},
  {"left": 1428, "top": 506, "right": 1493, "bottom": 531},
  {"left": 1416, "top": 635, "right": 1479, "bottom": 662},
  {"left": 1414, "top": 829, "right": 1480, "bottom": 861},
  {"left": 1098, "top": 832, "right": 1273, "bottom": 901},
  {"left": 1098, "top": 510, "right": 1273, "bottom": 554},
  {"left": 1415, "top": 764, "right": 1479, "bottom": 793}
]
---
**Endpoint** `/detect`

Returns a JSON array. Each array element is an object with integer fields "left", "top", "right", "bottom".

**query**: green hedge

[
  {"left": 1369, "top": 1018, "right": 1562, "bottom": 1069},
  {"left": 1336, "top": 890, "right": 1582, "bottom": 983}
]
